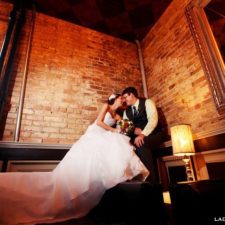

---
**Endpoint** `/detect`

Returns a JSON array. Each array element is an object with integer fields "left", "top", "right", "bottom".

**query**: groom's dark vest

[
  {"left": 125, "top": 98, "right": 162, "bottom": 136},
  {"left": 126, "top": 98, "right": 147, "bottom": 131}
]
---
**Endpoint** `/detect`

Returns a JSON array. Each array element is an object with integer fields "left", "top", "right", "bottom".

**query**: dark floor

[
  {"left": 38, "top": 216, "right": 128, "bottom": 225},
  {"left": 38, "top": 182, "right": 170, "bottom": 225}
]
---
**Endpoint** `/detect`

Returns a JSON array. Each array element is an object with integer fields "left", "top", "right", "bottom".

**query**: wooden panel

[
  {"left": 6, "top": 160, "right": 60, "bottom": 172},
  {"left": 0, "top": 143, "right": 69, "bottom": 172}
]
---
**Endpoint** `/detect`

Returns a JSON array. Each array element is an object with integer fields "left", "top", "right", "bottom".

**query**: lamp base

[{"left": 182, "top": 155, "right": 195, "bottom": 182}]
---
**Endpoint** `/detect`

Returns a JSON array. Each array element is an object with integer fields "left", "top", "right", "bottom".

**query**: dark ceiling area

[
  {"left": 4, "top": 0, "right": 172, "bottom": 42},
  {"left": 205, "top": 0, "right": 225, "bottom": 22},
  {"left": 205, "top": 0, "right": 225, "bottom": 61}
]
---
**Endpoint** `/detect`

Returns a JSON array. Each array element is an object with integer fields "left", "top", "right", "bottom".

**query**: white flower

[{"left": 108, "top": 94, "right": 116, "bottom": 101}]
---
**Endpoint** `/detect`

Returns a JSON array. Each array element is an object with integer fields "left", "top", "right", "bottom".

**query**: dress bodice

[{"left": 104, "top": 112, "right": 116, "bottom": 127}]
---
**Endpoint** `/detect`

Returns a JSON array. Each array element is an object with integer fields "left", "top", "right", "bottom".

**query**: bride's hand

[{"left": 112, "top": 128, "right": 119, "bottom": 133}]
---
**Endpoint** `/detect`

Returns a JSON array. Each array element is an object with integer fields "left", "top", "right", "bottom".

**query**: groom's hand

[{"left": 134, "top": 134, "right": 145, "bottom": 147}]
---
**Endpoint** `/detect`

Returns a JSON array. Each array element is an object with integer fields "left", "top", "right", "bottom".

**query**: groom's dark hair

[{"left": 122, "top": 87, "right": 138, "bottom": 98}]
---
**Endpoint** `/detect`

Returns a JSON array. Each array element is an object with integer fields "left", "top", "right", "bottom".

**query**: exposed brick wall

[
  {"left": 2, "top": 0, "right": 224, "bottom": 145},
  {"left": 0, "top": 2, "right": 142, "bottom": 143},
  {"left": 142, "top": 0, "right": 225, "bottom": 135}
]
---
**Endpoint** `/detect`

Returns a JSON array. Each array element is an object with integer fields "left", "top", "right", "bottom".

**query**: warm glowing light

[
  {"left": 163, "top": 191, "right": 171, "bottom": 204},
  {"left": 170, "top": 124, "right": 195, "bottom": 156}
]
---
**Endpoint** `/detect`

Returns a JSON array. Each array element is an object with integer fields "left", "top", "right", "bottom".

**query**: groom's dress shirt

[{"left": 123, "top": 99, "right": 158, "bottom": 136}]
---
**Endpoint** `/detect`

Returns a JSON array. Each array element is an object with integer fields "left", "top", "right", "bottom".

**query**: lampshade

[{"left": 170, "top": 124, "right": 195, "bottom": 156}]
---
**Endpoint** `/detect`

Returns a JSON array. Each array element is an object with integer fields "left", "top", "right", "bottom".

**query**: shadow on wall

[{"left": 157, "top": 107, "right": 169, "bottom": 141}]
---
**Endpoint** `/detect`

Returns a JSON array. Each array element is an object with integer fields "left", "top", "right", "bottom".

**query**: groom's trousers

[{"left": 134, "top": 130, "right": 167, "bottom": 184}]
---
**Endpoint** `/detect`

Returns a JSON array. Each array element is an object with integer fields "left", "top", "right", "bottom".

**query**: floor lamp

[{"left": 170, "top": 124, "right": 195, "bottom": 182}]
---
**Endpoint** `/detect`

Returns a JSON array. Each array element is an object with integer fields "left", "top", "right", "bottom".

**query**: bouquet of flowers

[{"left": 117, "top": 119, "right": 134, "bottom": 136}]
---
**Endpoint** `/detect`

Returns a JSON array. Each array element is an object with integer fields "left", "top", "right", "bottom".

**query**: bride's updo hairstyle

[{"left": 107, "top": 94, "right": 121, "bottom": 105}]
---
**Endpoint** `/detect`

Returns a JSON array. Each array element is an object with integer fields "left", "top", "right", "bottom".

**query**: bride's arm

[
  {"left": 114, "top": 113, "right": 122, "bottom": 121},
  {"left": 96, "top": 103, "right": 117, "bottom": 132}
]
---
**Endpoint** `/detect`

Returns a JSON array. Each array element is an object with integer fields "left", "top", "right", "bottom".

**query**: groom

[{"left": 122, "top": 87, "right": 166, "bottom": 184}]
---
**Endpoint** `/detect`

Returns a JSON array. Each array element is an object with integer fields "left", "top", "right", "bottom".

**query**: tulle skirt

[{"left": 0, "top": 123, "right": 149, "bottom": 225}]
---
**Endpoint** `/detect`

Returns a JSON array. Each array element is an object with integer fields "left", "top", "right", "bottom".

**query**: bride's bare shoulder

[
  {"left": 100, "top": 103, "right": 109, "bottom": 112},
  {"left": 97, "top": 103, "right": 109, "bottom": 120}
]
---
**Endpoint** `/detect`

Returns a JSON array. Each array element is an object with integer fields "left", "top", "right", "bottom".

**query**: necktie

[{"left": 133, "top": 106, "right": 138, "bottom": 117}]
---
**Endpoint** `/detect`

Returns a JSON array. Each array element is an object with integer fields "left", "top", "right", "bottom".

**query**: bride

[{"left": 0, "top": 94, "right": 149, "bottom": 225}]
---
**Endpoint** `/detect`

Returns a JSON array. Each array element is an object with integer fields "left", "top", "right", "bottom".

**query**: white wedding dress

[{"left": 0, "top": 112, "right": 149, "bottom": 225}]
